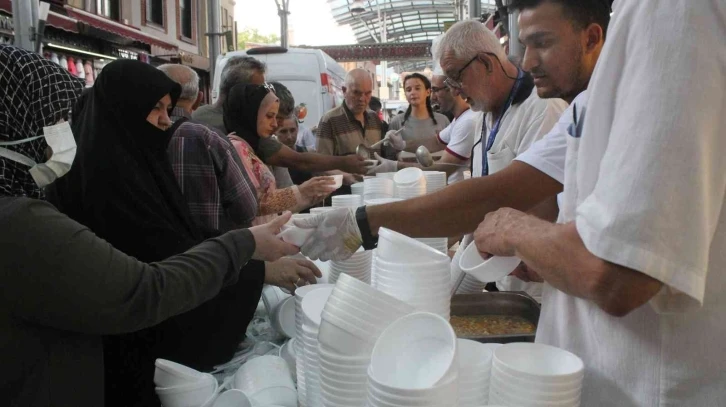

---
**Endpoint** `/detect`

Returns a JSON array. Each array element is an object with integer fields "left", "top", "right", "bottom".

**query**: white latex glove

[
  {"left": 366, "top": 153, "right": 398, "bottom": 175},
  {"left": 383, "top": 129, "right": 406, "bottom": 151},
  {"left": 292, "top": 207, "right": 362, "bottom": 261}
]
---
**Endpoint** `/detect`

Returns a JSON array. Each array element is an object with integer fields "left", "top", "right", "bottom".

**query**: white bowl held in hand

[
  {"left": 369, "top": 312, "right": 457, "bottom": 389},
  {"left": 459, "top": 243, "right": 521, "bottom": 283},
  {"left": 277, "top": 225, "right": 314, "bottom": 247},
  {"left": 331, "top": 174, "right": 344, "bottom": 189}
]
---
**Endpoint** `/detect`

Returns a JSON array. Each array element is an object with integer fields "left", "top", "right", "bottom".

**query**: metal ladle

[
  {"left": 415, "top": 146, "right": 469, "bottom": 168},
  {"left": 356, "top": 144, "right": 373, "bottom": 160}
]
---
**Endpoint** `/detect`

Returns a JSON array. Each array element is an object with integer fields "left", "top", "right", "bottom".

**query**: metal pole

[
  {"left": 507, "top": 8, "right": 523, "bottom": 59},
  {"left": 275, "top": 0, "right": 290, "bottom": 48},
  {"left": 11, "top": 0, "right": 35, "bottom": 52},
  {"left": 458, "top": 0, "right": 465, "bottom": 20},
  {"left": 207, "top": 0, "right": 221, "bottom": 85},
  {"left": 469, "top": 0, "right": 481, "bottom": 21},
  {"left": 380, "top": 7, "right": 387, "bottom": 100}
]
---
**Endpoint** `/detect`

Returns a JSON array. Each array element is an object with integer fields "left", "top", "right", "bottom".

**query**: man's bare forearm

[
  {"left": 505, "top": 219, "right": 663, "bottom": 317},
  {"left": 366, "top": 161, "right": 562, "bottom": 238}
]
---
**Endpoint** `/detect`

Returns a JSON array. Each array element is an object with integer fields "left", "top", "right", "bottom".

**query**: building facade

[{"left": 0, "top": 0, "right": 237, "bottom": 101}]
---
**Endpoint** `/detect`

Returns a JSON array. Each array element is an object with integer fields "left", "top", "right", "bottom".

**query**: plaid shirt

[
  {"left": 316, "top": 102, "right": 383, "bottom": 156},
  {"left": 167, "top": 107, "right": 258, "bottom": 231}
]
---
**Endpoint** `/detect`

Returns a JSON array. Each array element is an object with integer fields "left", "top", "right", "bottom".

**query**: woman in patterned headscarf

[{"left": 0, "top": 46, "right": 298, "bottom": 407}]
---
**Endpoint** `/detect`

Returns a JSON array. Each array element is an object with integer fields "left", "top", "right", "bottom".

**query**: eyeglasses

[
  {"left": 444, "top": 55, "right": 479, "bottom": 89},
  {"left": 430, "top": 86, "right": 451, "bottom": 93},
  {"left": 262, "top": 82, "right": 276, "bottom": 93}
]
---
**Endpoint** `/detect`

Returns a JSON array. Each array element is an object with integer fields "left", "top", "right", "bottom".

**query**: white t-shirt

[
  {"left": 514, "top": 89, "right": 579, "bottom": 184},
  {"left": 295, "top": 125, "right": 316, "bottom": 151},
  {"left": 471, "top": 87, "right": 567, "bottom": 301},
  {"left": 436, "top": 108, "right": 477, "bottom": 184},
  {"left": 537, "top": 2, "right": 726, "bottom": 406},
  {"left": 471, "top": 88, "right": 566, "bottom": 177}
]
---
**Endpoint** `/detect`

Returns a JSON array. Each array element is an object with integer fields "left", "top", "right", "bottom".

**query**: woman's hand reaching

[
  {"left": 299, "top": 176, "right": 336, "bottom": 204},
  {"left": 249, "top": 212, "right": 300, "bottom": 261}
]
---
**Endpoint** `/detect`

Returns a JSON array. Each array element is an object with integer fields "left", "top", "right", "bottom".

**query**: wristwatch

[{"left": 355, "top": 206, "right": 378, "bottom": 250}]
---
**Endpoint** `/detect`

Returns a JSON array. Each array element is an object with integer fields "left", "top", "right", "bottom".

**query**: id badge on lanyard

[{"left": 481, "top": 69, "right": 524, "bottom": 176}]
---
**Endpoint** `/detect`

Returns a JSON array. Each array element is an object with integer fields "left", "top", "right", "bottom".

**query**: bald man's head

[
  {"left": 158, "top": 64, "right": 203, "bottom": 112},
  {"left": 343, "top": 68, "right": 373, "bottom": 116}
]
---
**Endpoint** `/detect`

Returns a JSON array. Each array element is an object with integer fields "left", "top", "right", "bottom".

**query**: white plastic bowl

[
  {"left": 251, "top": 385, "right": 298, "bottom": 406},
  {"left": 233, "top": 355, "right": 295, "bottom": 394},
  {"left": 270, "top": 296, "right": 296, "bottom": 338},
  {"left": 489, "top": 373, "right": 582, "bottom": 401},
  {"left": 334, "top": 273, "right": 415, "bottom": 311},
  {"left": 493, "top": 343, "right": 585, "bottom": 382},
  {"left": 368, "top": 312, "right": 457, "bottom": 389},
  {"left": 393, "top": 167, "right": 424, "bottom": 185},
  {"left": 153, "top": 359, "right": 208, "bottom": 388},
  {"left": 331, "top": 174, "right": 344, "bottom": 189},
  {"left": 277, "top": 225, "right": 315, "bottom": 246},
  {"left": 156, "top": 373, "right": 218, "bottom": 407},
  {"left": 377, "top": 227, "right": 449, "bottom": 263},
  {"left": 301, "top": 286, "right": 334, "bottom": 327},
  {"left": 211, "top": 389, "right": 253, "bottom": 407},
  {"left": 459, "top": 243, "right": 521, "bottom": 283}
]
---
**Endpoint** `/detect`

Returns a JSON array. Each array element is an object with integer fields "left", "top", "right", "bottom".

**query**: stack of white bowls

[
  {"left": 457, "top": 339, "right": 494, "bottom": 406},
  {"left": 365, "top": 197, "right": 403, "bottom": 206},
  {"left": 351, "top": 182, "right": 365, "bottom": 196},
  {"left": 301, "top": 286, "right": 335, "bottom": 407},
  {"left": 416, "top": 237, "right": 449, "bottom": 254},
  {"left": 394, "top": 168, "right": 427, "bottom": 199},
  {"left": 372, "top": 227, "right": 452, "bottom": 319},
  {"left": 332, "top": 194, "right": 363, "bottom": 208},
  {"left": 364, "top": 177, "right": 395, "bottom": 201},
  {"left": 328, "top": 249, "right": 373, "bottom": 284},
  {"left": 423, "top": 171, "right": 447, "bottom": 193},
  {"left": 233, "top": 355, "right": 297, "bottom": 406},
  {"left": 154, "top": 360, "right": 219, "bottom": 407},
  {"left": 376, "top": 172, "right": 397, "bottom": 180},
  {"left": 318, "top": 273, "right": 414, "bottom": 406},
  {"left": 294, "top": 284, "right": 334, "bottom": 406},
  {"left": 367, "top": 312, "right": 459, "bottom": 407},
  {"left": 489, "top": 343, "right": 584, "bottom": 407}
]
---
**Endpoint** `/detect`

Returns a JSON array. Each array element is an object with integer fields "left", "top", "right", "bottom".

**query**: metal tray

[{"left": 450, "top": 292, "right": 541, "bottom": 344}]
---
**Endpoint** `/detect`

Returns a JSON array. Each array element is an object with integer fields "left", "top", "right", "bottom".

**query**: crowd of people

[{"left": 0, "top": 0, "right": 724, "bottom": 406}]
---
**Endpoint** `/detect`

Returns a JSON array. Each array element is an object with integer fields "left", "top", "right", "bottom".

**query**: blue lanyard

[{"left": 481, "top": 68, "right": 524, "bottom": 176}]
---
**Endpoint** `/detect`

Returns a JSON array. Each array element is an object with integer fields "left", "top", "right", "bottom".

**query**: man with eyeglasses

[{"left": 369, "top": 73, "right": 477, "bottom": 185}]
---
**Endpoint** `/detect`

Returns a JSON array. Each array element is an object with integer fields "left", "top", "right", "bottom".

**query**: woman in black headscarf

[
  {"left": 0, "top": 47, "right": 297, "bottom": 407},
  {"left": 47, "top": 59, "right": 295, "bottom": 406}
]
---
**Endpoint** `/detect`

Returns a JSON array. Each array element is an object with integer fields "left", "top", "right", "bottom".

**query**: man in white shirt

[
  {"left": 474, "top": 1, "right": 726, "bottom": 405},
  {"left": 369, "top": 74, "right": 477, "bottom": 184},
  {"left": 294, "top": 1, "right": 608, "bottom": 262}
]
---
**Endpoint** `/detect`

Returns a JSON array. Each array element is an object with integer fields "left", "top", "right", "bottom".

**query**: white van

[{"left": 211, "top": 47, "right": 347, "bottom": 128}]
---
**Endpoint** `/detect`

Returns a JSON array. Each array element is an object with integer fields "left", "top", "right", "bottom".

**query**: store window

[
  {"left": 179, "top": 0, "right": 192, "bottom": 39},
  {"left": 96, "top": 0, "right": 120, "bottom": 21},
  {"left": 67, "top": 0, "right": 85, "bottom": 9},
  {"left": 146, "top": 0, "right": 164, "bottom": 26}
]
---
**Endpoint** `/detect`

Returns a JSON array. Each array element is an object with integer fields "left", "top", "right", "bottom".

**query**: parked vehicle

[{"left": 212, "top": 47, "right": 346, "bottom": 127}]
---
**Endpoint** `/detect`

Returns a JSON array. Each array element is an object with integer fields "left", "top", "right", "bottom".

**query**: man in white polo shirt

[{"left": 474, "top": 1, "right": 726, "bottom": 405}]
